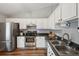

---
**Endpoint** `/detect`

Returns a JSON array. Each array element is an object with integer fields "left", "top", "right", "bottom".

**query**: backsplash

[{"left": 61, "top": 19, "right": 79, "bottom": 44}]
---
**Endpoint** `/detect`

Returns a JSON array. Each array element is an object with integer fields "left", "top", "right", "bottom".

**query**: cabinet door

[
  {"left": 54, "top": 5, "right": 61, "bottom": 23},
  {"left": 49, "top": 11, "right": 55, "bottom": 29},
  {"left": 78, "top": 4, "right": 79, "bottom": 27},
  {"left": 17, "top": 36, "right": 25, "bottom": 48},
  {"left": 36, "top": 36, "right": 46, "bottom": 48},
  {"left": 62, "top": 3, "right": 76, "bottom": 21},
  {"left": 78, "top": 3, "right": 79, "bottom": 18}
]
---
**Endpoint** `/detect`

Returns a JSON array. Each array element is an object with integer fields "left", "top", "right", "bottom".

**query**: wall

[
  {"left": 61, "top": 19, "right": 79, "bottom": 44},
  {"left": 6, "top": 18, "right": 48, "bottom": 29},
  {"left": 6, "top": 13, "right": 79, "bottom": 44},
  {"left": 0, "top": 14, "right": 6, "bottom": 22}
]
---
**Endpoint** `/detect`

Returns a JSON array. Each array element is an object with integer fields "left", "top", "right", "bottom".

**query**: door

[
  {"left": 62, "top": 3, "right": 77, "bottom": 21},
  {"left": 54, "top": 5, "right": 61, "bottom": 23},
  {"left": 36, "top": 36, "right": 46, "bottom": 48},
  {"left": 78, "top": 3, "right": 79, "bottom": 18},
  {"left": 49, "top": 11, "right": 55, "bottom": 29},
  {"left": 17, "top": 36, "right": 25, "bottom": 48}
]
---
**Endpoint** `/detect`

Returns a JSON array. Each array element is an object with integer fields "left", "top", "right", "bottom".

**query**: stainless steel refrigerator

[{"left": 0, "top": 22, "right": 19, "bottom": 51}]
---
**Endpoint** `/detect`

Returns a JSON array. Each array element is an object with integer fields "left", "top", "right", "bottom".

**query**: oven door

[{"left": 26, "top": 38, "right": 35, "bottom": 42}]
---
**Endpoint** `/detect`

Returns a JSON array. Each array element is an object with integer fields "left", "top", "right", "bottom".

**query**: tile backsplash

[{"left": 61, "top": 19, "right": 79, "bottom": 44}]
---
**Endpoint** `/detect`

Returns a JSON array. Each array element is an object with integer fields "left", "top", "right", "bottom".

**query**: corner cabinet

[
  {"left": 62, "top": 3, "right": 77, "bottom": 21},
  {"left": 47, "top": 42, "right": 56, "bottom": 56},
  {"left": 35, "top": 36, "right": 47, "bottom": 48}
]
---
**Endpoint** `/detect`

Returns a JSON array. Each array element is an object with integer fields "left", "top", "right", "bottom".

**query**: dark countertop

[
  {"left": 37, "top": 33, "right": 48, "bottom": 36},
  {"left": 36, "top": 33, "right": 79, "bottom": 56},
  {"left": 18, "top": 33, "right": 79, "bottom": 56}
]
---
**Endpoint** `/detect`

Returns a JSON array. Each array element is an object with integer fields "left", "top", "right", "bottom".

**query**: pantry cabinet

[
  {"left": 61, "top": 3, "right": 77, "bottom": 21},
  {"left": 47, "top": 42, "right": 55, "bottom": 56},
  {"left": 36, "top": 36, "right": 46, "bottom": 48}
]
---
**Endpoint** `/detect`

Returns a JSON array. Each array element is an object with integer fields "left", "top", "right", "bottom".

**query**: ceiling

[{"left": 0, "top": 3, "right": 58, "bottom": 18}]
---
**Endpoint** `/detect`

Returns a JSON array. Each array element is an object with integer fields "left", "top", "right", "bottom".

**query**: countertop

[{"left": 47, "top": 38, "right": 79, "bottom": 56}]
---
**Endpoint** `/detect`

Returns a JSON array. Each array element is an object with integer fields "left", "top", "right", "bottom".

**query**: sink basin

[
  {"left": 55, "top": 45, "right": 79, "bottom": 56},
  {"left": 55, "top": 46, "right": 69, "bottom": 51},
  {"left": 50, "top": 40, "right": 79, "bottom": 56},
  {"left": 52, "top": 41, "right": 59, "bottom": 44}
]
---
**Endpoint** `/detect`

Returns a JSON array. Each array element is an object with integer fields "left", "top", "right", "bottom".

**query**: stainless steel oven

[{"left": 26, "top": 36, "right": 35, "bottom": 42}]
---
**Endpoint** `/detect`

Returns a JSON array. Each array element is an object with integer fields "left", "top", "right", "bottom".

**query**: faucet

[{"left": 61, "top": 33, "right": 71, "bottom": 46}]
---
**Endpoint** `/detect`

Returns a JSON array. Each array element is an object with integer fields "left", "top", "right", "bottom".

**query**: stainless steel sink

[
  {"left": 55, "top": 45, "right": 79, "bottom": 56},
  {"left": 52, "top": 41, "right": 59, "bottom": 44},
  {"left": 50, "top": 40, "right": 79, "bottom": 56}
]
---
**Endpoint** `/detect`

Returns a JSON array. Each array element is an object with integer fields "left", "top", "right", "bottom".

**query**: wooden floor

[{"left": 0, "top": 48, "right": 47, "bottom": 56}]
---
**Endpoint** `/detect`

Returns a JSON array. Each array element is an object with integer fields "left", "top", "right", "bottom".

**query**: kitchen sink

[
  {"left": 50, "top": 40, "right": 79, "bottom": 56},
  {"left": 52, "top": 41, "right": 59, "bottom": 44},
  {"left": 55, "top": 45, "right": 79, "bottom": 56}
]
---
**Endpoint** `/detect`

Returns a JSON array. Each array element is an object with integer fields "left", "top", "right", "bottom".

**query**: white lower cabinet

[
  {"left": 47, "top": 42, "right": 56, "bottom": 56},
  {"left": 17, "top": 36, "right": 26, "bottom": 48},
  {"left": 36, "top": 36, "right": 46, "bottom": 48}
]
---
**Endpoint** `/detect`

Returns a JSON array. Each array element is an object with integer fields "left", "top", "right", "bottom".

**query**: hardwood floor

[{"left": 0, "top": 48, "right": 47, "bottom": 56}]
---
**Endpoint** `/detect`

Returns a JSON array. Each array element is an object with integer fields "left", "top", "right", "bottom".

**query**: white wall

[
  {"left": 0, "top": 14, "right": 6, "bottom": 22},
  {"left": 6, "top": 18, "right": 48, "bottom": 29},
  {"left": 61, "top": 19, "right": 79, "bottom": 44}
]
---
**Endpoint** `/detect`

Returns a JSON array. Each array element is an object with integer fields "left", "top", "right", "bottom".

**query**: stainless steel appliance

[
  {"left": 0, "top": 22, "right": 19, "bottom": 51},
  {"left": 25, "top": 24, "right": 37, "bottom": 49}
]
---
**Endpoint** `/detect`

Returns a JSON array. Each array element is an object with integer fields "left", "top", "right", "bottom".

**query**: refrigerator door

[
  {"left": 6, "top": 23, "right": 12, "bottom": 41},
  {"left": 0, "top": 22, "right": 19, "bottom": 51},
  {"left": 5, "top": 40, "right": 13, "bottom": 51},
  {"left": 0, "top": 41, "right": 6, "bottom": 51},
  {"left": 5, "top": 23, "right": 16, "bottom": 51},
  {"left": 0, "top": 40, "right": 13, "bottom": 51}
]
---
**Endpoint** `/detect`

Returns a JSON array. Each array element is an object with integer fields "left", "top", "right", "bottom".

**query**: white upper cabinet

[
  {"left": 61, "top": 3, "right": 77, "bottom": 21},
  {"left": 54, "top": 4, "right": 62, "bottom": 23},
  {"left": 48, "top": 4, "right": 62, "bottom": 30},
  {"left": 78, "top": 3, "right": 79, "bottom": 18},
  {"left": 77, "top": 3, "right": 79, "bottom": 27},
  {"left": 49, "top": 11, "right": 55, "bottom": 29}
]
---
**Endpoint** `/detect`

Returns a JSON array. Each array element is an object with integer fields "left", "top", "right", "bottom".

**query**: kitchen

[{"left": 0, "top": 3, "right": 79, "bottom": 56}]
